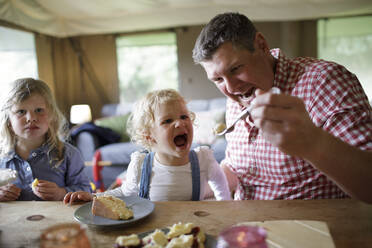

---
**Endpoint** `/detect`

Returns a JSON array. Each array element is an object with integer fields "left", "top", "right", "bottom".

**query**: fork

[{"left": 215, "top": 87, "right": 281, "bottom": 136}]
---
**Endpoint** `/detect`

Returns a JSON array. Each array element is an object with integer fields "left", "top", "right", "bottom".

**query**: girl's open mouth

[{"left": 174, "top": 134, "right": 188, "bottom": 147}]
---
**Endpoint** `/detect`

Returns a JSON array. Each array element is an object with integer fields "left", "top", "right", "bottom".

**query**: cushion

[
  {"left": 94, "top": 114, "right": 131, "bottom": 142},
  {"left": 193, "top": 108, "right": 225, "bottom": 145},
  {"left": 101, "top": 104, "right": 119, "bottom": 117},
  {"left": 187, "top": 99, "right": 209, "bottom": 112},
  {"left": 209, "top": 97, "right": 226, "bottom": 110},
  {"left": 99, "top": 142, "right": 141, "bottom": 165},
  {"left": 116, "top": 102, "right": 134, "bottom": 115}
]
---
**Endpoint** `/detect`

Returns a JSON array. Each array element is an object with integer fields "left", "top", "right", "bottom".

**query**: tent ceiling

[{"left": 1, "top": 0, "right": 372, "bottom": 37}]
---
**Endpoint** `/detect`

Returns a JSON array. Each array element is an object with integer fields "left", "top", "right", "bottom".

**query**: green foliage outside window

[
  {"left": 116, "top": 32, "right": 179, "bottom": 103},
  {"left": 318, "top": 16, "right": 372, "bottom": 101}
]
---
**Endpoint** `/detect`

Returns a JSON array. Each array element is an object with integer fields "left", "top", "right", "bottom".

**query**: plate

[
  {"left": 74, "top": 195, "right": 155, "bottom": 227},
  {"left": 138, "top": 228, "right": 217, "bottom": 248}
]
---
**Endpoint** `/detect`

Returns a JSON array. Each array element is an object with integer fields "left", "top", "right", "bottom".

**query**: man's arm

[
  {"left": 304, "top": 127, "right": 372, "bottom": 203},
  {"left": 250, "top": 90, "right": 372, "bottom": 203}
]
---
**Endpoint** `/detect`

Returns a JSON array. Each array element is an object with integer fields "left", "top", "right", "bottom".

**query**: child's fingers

[
  {"left": 0, "top": 187, "right": 19, "bottom": 201},
  {"left": 69, "top": 192, "right": 81, "bottom": 204},
  {"left": 2, "top": 184, "right": 21, "bottom": 199},
  {"left": 0, "top": 194, "right": 16, "bottom": 201},
  {"left": 79, "top": 192, "right": 93, "bottom": 201},
  {"left": 65, "top": 192, "right": 87, "bottom": 205},
  {"left": 36, "top": 180, "right": 56, "bottom": 188},
  {"left": 63, "top": 192, "right": 73, "bottom": 204}
]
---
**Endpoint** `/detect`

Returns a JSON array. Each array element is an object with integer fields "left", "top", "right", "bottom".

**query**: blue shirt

[{"left": 0, "top": 142, "right": 91, "bottom": 200}]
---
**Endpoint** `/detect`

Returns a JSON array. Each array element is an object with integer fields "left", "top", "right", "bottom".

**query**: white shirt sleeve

[
  {"left": 97, "top": 151, "right": 145, "bottom": 198},
  {"left": 196, "top": 146, "right": 231, "bottom": 200},
  {"left": 121, "top": 151, "right": 145, "bottom": 196}
]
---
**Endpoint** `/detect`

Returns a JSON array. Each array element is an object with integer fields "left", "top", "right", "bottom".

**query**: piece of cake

[
  {"left": 213, "top": 122, "right": 226, "bottom": 135},
  {"left": 91, "top": 195, "right": 134, "bottom": 220},
  {"left": 167, "top": 222, "right": 205, "bottom": 248},
  {"left": 31, "top": 178, "right": 39, "bottom": 190},
  {"left": 166, "top": 234, "right": 193, "bottom": 248},
  {"left": 143, "top": 229, "right": 168, "bottom": 247},
  {"left": 114, "top": 222, "right": 206, "bottom": 248},
  {"left": 115, "top": 234, "right": 142, "bottom": 248}
]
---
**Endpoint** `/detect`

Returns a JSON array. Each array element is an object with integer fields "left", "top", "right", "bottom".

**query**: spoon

[{"left": 215, "top": 87, "right": 281, "bottom": 136}]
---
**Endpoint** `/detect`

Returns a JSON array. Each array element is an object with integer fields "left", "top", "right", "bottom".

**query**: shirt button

[
  {"left": 32, "top": 152, "right": 37, "bottom": 157},
  {"left": 251, "top": 137, "right": 256, "bottom": 142},
  {"left": 249, "top": 167, "right": 256, "bottom": 175},
  {"left": 26, "top": 167, "right": 31, "bottom": 171}
]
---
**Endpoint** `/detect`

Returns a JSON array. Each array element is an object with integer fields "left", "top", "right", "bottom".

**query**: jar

[
  {"left": 40, "top": 223, "right": 91, "bottom": 248},
  {"left": 217, "top": 225, "right": 268, "bottom": 248}
]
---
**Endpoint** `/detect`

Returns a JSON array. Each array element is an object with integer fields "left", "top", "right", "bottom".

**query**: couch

[{"left": 74, "top": 97, "right": 227, "bottom": 189}]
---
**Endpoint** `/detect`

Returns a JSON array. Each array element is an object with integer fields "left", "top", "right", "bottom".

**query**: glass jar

[
  {"left": 217, "top": 225, "right": 268, "bottom": 248},
  {"left": 40, "top": 223, "right": 91, "bottom": 248}
]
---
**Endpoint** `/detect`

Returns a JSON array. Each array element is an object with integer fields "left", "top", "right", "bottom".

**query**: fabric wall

[
  {"left": 32, "top": 20, "right": 316, "bottom": 120},
  {"left": 35, "top": 34, "right": 119, "bottom": 120}
]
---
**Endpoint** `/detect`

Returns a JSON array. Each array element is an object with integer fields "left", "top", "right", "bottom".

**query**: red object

[
  {"left": 115, "top": 177, "right": 122, "bottom": 186},
  {"left": 92, "top": 150, "right": 104, "bottom": 192},
  {"left": 217, "top": 225, "right": 268, "bottom": 248}
]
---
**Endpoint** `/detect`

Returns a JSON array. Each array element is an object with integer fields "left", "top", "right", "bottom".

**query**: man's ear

[{"left": 254, "top": 32, "right": 270, "bottom": 53}]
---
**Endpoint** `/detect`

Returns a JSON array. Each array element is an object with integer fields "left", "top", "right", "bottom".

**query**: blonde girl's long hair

[
  {"left": 0, "top": 78, "right": 69, "bottom": 165},
  {"left": 127, "top": 89, "right": 195, "bottom": 151}
]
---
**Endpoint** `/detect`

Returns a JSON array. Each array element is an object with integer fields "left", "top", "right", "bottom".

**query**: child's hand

[
  {"left": 0, "top": 184, "right": 21, "bottom": 201},
  {"left": 32, "top": 180, "right": 67, "bottom": 201},
  {"left": 63, "top": 191, "right": 93, "bottom": 205}
]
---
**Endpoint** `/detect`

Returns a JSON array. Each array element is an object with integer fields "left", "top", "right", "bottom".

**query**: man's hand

[
  {"left": 32, "top": 180, "right": 67, "bottom": 201},
  {"left": 63, "top": 191, "right": 93, "bottom": 205},
  {"left": 250, "top": 88, "right": 322, "bottom": 159},
  {"left": 0, "top": 184, "right": 21, "bottom": 201}
]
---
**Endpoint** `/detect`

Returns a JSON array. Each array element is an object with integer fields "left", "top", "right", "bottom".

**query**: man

[{"left": 193, "top": 12, "right": 372, "bottom": 203}]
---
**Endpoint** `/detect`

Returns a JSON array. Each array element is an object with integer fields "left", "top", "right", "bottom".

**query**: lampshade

[{"left": 70, "top": 104, "right": 92, "bottom": 124}]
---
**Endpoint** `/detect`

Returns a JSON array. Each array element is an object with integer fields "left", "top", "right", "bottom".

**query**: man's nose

[{"left": 224, "top": 77, "right": 241, "bottom": 94}]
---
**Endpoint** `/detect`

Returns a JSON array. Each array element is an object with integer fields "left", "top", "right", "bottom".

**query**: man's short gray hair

[{"left": 192, "top": 12, "right": 257, "bottom": 64}]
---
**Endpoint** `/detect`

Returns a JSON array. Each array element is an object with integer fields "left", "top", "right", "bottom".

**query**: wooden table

[{"left": 1, "top": 199, "right": 371, "bottom": 248}]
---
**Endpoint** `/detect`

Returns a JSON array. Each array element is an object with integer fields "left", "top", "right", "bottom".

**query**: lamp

[{"left": 70, "top": 104, "right": 92, "bottom": 124}]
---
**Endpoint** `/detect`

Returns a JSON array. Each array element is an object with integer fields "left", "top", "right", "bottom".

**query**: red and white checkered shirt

[{"left": 223, "top": 48, "right": 372, "bottom": 200}]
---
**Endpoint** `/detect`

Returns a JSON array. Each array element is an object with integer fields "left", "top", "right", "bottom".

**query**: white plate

[
  {"left": 74, "top": 195, "right": 155, "bottom": 227},
  {"left": 138, "top": 228, "right": 217, "bottom": 248}
]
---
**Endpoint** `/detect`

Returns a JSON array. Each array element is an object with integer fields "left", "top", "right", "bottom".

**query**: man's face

[{"left": 201, "top": 36, "right": 275, "bottom": 107}]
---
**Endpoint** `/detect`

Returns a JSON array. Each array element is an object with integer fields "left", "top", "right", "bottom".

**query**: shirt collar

[
  {"left": 3, "top": 143, "right": 50, "bottom": 162},
  {"left": 271, "top": 48, "right": 290, "bottom": 90}
]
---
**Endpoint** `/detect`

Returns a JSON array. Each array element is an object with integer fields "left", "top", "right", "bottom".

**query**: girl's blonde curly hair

[
  {"left": 0, "top": 78, "right": 69, "bottom": 164},
  {"left": 127, "top": 89, "right": 195, "bottom": 151}
]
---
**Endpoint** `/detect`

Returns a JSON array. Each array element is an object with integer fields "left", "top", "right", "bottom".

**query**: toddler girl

[
  {"left": 64, "top": 89, "right": 230, "bottom": 203},
  {"left": 0, "top": 78, "right": 91, "bottom": 201}
]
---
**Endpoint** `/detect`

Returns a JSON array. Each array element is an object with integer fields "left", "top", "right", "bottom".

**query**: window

[
  {"left": 318, "top": 16, "right": 372, "bottom": 101},
  {"left": 116, "top": 32, "right": 179, "bottom": 103},
  {"left": 0, "top": 27, "right": 38, "bottom": 92}
]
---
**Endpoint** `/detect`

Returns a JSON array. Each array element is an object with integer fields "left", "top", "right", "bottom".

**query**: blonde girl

[
  {"left": 0, "top": 78, "right": 90, "bottom": 201},
  {"left": 64, "top": 89, "right": 230, "bottom": 203}
]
